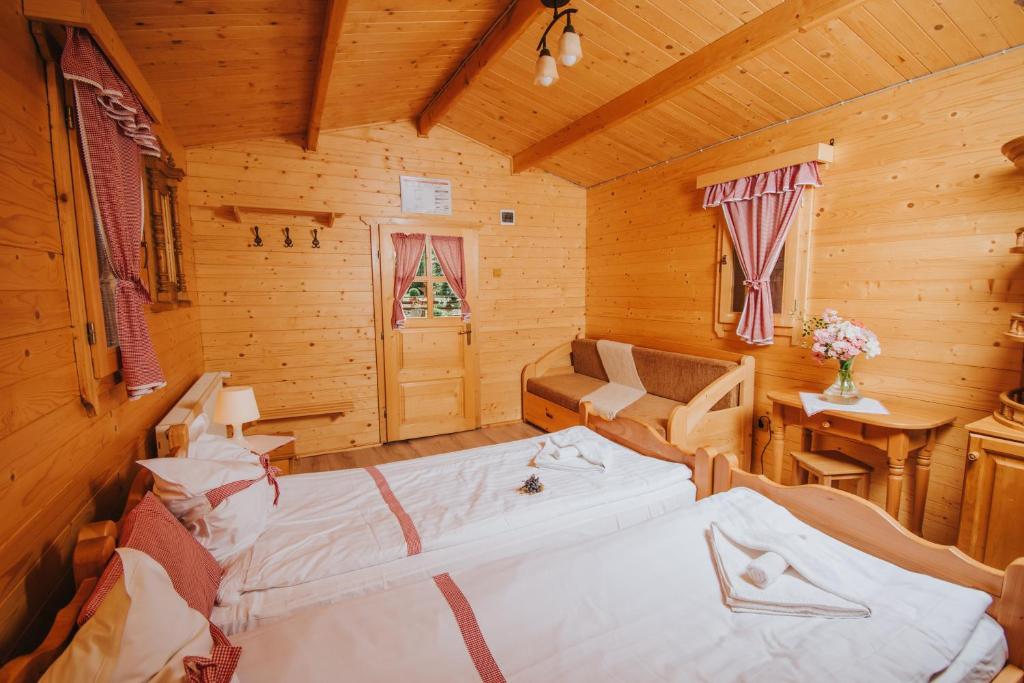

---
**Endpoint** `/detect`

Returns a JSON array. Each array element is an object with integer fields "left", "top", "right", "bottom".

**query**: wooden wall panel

[
  {"left": 187, "top": 121, "right": 585, "bottom": 456},
  {"left": 0, "top": 2, "right": 204, "bottom": 660},
  {"left": 586, "top": 50, "right": 1024, "bottom": 544}
]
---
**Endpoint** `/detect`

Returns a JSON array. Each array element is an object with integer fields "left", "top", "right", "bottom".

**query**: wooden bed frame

[
  {"left": 522, "top": 338, "right": 755, "bottom": 469},
  {"left": 154, "top": 370, "right": 230, "bottom": 458},
  {"left": 5, "top": 433, "right": 1021, "bottom": 681},
  {"left": 704, "top": 447, "right": 1024, "bottom": 682}
]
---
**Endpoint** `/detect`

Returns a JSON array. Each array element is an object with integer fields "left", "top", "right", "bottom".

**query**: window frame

[
  {"left": 37, "top": 26, "right": 129, "bottom": 413},
  {"left": 712, "top": 190, "right": 814, "bottom": 344},
  {"left": 399, "top": 236, "right": 464, "bottom": 325}
]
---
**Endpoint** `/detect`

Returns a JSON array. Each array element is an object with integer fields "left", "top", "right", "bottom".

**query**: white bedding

[
  {"left": 213, "top": 474, "right": 695, "bottom": 634},
  {"left": 232, "top": 488, "right": 997, "bottom": 683},
  {"left": 217, "top": 427, "right": 692, "bottom": 612}
]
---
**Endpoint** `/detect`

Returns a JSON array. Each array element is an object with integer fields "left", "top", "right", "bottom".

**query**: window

[
  {"left": 713, "top": 191, "right": 814, "bottom": 343},
  {"left": 37, "top": 39, "right": 125, "bottom": 411},
  {"left": 400, "top": 237, "right": 463, "bottom": 320}
]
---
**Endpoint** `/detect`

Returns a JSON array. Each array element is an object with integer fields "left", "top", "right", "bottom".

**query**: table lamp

[{"left": 213, "top": 386, "right": 260, "bottom": 446}]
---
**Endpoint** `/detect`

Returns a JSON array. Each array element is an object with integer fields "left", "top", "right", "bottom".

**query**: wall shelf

[
  {"left": 260, "top": 400, "right": 355, "bottom": 421},
  {"left": 226, "top": 205, "right": 344, "bottom": 228}
]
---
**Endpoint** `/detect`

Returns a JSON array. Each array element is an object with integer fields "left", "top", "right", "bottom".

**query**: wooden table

[{"left": 767, "top": 390, "right": 956, "bottom": 533}]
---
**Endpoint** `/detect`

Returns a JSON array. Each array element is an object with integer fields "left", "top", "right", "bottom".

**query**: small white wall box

[{"left": 500, "top": 209, "right": 516, "bottom": 225}]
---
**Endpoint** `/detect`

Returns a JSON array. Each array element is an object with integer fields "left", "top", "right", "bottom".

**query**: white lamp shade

[
  {"left": 558, "top": 28, "right": 582, "bottom": 67},
  {"left": 534, "top": 50, "right": 559, "bottom": 87},
  {"left": 214, "top": 386, "right": 261, "bottom": 426}
]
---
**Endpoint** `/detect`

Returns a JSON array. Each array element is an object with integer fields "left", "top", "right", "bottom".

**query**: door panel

[{"left": 380, "top": 226, "right": 479, "bottom": 441}]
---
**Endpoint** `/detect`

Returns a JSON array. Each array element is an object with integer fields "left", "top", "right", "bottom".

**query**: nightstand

[{"left": 245, "top": 433, "right": 296, "bottom": 475}]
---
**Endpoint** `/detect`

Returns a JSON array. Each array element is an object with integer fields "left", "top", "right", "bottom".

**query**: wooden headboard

[{"left": 154, "top": 371, "right": 230, "bottom": 458}]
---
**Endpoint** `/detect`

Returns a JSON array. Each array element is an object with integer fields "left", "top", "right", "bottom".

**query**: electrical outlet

[{"left": 757, "top": 415, "right": 770, "bottom": 430}]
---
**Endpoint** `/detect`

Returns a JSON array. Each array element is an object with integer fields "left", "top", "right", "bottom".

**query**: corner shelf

[{"left": 226, "top": 205, "right": 344, "bottom": 228}]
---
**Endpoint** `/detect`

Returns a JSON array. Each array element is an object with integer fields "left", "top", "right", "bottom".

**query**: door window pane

[
  {"left": 401, "top": 281, "right": 428, "bottom": 318},
  {"left": 432, "top": 281, "right": 461, "bottom": 317}
]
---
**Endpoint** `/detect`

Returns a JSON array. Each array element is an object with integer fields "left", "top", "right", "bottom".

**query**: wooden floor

[{"left": 292, "top": 422, "right": 543, "bottom": 474}]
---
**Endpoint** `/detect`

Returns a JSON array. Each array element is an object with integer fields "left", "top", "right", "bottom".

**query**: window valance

[{"left": 702, "top": 161, "right": 821, "bottom": 208}]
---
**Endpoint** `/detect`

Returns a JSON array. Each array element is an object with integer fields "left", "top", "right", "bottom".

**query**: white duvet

[
  {"left": 217, "top": 427, "right": 693, "bottom": 606},
  {"left": 233, "top": 488, "right": 998, "bottom": 683}
]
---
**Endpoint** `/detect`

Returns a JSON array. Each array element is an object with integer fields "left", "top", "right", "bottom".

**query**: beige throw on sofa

[{"left": 581, "top": 340, "right": 646, "bottom": 419}]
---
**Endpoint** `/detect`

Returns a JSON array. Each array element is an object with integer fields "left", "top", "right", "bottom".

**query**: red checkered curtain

[
  {"left": 703, "top": 161, "right": 821, "bottom": 346},
  {"left": 430, "top": 235, "right": 471, "bottom": 322},
  {"left": 391, "top": 233, "right": 427, "bottom": 329},
  {"left": 61, "top": 28, "right": 166, "bottom": 399}
]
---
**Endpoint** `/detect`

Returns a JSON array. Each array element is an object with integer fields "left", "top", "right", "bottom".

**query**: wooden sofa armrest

[
  {"left": 521, "top": 340, "right": 574, "bottom": 393},
  {"left": 666, "top": 355, "right": 754, "bottom": 444}
]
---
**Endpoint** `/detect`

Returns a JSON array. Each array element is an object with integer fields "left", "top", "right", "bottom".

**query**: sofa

[{"left": 522, "top": 339, "right": 754, "bottom": 465}]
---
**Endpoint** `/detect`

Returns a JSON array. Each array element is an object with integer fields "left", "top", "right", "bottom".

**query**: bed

[
  {"left": 154, "top": 373, "right": 705, "bottom": 633},
  {"left": 6, "top": 448, "right": 1023, "bottom": 683}
]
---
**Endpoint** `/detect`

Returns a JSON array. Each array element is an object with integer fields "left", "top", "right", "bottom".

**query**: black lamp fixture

[{"left": 534, "top": 0, "right": 583, "bottom": 87}]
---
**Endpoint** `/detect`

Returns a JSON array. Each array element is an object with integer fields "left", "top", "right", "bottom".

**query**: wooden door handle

[{"left": 967, "top": 451, "right": 980, "bottom": 462}]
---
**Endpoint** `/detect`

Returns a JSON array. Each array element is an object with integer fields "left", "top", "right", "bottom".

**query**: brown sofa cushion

[
  {"left": 571, "top": 339, "right": 608, "bottom": 381},
  {"left": 617, "top": 393, "right": 681, "bottom": 438},
  {"left": 526, "top": 373, "right": 606, "bottom": 412},
  {"left": 631, "top": 347, "right": 738, "bottom": 410}
]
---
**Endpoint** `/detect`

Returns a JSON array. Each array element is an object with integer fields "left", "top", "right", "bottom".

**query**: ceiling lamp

[{"left": 534, "top": 0, "right": 582, "bottom": 87}]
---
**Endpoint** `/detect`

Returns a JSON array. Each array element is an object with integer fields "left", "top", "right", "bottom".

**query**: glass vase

[{"left": 822, "top": 359, "right": 860, "bottom": 404}]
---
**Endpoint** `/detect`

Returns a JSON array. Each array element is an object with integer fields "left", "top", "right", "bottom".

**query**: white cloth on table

[{"left": 581, "top": 340, "right": 646, "bottom": 419}]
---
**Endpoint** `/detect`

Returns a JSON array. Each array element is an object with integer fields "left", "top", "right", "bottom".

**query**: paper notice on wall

[{"left": 400, "top": 176, "right": 452, "bottom": 215}]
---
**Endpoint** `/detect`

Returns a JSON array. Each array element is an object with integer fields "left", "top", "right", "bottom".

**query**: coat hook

[
  {"left": 253, "top": 225, "right": 263, "bottom": 247},
  {"left": 311, "top": 228, "right": 321, "bottom": 249},
  {"left": 828, "top": 137, "right": 835, "bottom": 146},
  {"left": 284, "top": 226, "right": 294, "bottom": 248}
]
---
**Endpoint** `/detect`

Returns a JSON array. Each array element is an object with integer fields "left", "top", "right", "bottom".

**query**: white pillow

[
  {"left": 42, "top": 549, "right": 219, "bottom": 682},
  {"left": 188, "top": 432, "right": 260, "bottom": 464},
  {"left": 188, "top": 413, "right": 211, "bottom": 441},
  {"left": 138, "top": 457, "right": 276, "bottom": 563}
]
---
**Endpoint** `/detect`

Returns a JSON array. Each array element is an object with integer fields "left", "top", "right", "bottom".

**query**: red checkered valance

[{"left": 61, "top": 28, "right": 166, "bottom": 398}]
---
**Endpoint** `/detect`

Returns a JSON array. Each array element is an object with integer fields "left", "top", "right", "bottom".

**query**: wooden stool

[{"left": 791, "top": 449, "right": 871, "bottom": 498}]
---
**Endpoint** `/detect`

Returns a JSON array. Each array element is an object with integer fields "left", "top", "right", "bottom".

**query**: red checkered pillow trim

[
  {"left": 433, "top": 573, "right": 506, "bottom": 683},
  {"left": 205, "top": 454, "right": 281, "bottom": 509},
  {"left": 78, "top": 493, "right": 222, "bottom": 624},
  {"left": 184, "top": 624, "right": 242, "bottom": 683},
  {"left": 366, "top": 465, "right": 421, "bottom": 556}
]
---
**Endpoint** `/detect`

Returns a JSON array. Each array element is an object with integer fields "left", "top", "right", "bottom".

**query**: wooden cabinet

[{"left": 958, "top": 417, "right": 1024, "bottom": 569}]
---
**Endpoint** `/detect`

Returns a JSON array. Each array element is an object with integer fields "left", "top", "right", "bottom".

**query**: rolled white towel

[
  {"left": 554, "top": 446, "right": 580, "bottom": 460},
  {"left": 745, "top": 551, "right": 789, "bottom": 588}
]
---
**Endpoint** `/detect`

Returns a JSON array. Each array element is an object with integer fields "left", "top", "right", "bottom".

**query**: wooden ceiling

[{"left": 102, "top": 0, "right": 1024, "bottom": 185}]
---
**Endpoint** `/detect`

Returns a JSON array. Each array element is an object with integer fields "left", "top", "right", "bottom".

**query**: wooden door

[
  {"left": 957, "top": 434, "right": 1024, "bottom": 568},
  {"left": 379, "top": 225, "right": 480, "bottom": 441}
]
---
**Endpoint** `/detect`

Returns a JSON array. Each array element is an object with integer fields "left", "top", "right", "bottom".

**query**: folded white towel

[
  {"left": 532, "top": 441, "right": 607, "bottom": 473},
  {"left": 551, "top": 431, "right": 615, "bottom": 472},
  {"left": 553, "top": 446, "right": 580, "bottom": 461},
  {"left": 746, "top": 551, "right": 788, "bottom": 588},
  {"left": 708, "top": 523, "right": 870, "bottom": 619}
]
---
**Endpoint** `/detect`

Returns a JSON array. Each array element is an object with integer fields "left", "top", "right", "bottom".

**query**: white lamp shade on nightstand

[{"left": 214, "top": 386, "right": 260, "bottom": 443}]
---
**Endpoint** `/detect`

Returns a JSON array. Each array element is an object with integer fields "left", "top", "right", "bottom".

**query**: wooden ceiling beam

[
  {"left": 512, "top": 0, "right": 866, "bottom": 174},
  {"left": 24, "top": 0, "right": 164, "bottom": 122},
  {"left": 305, "top": 0, "right": 349, "bottom": 152},
  {"left": 416, "top": 0, "right": 545, "bottom": 137}
]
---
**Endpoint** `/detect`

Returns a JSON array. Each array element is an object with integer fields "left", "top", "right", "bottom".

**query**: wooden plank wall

[
  {"left": 0, "top": 1, "right": 204, "bottom": 659},
  {"left": 586, "top": 50, "right": 1024, "bottom": 544},
  {"left": 186, "top": 121, "right": 585, "bottom": 456}
]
